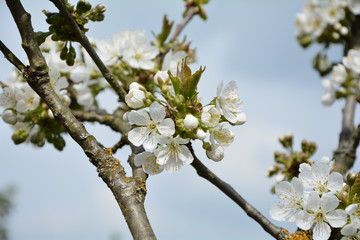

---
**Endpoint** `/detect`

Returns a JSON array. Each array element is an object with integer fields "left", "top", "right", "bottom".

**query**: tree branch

[
  {"left": 5, "top": 0, "right": 155, "bottom": 239},
  {"left": 0, "top": 41, "right": 26, "bottom": 72},
  {"left": 169, "top": 6, "right": 197, "bottom": 42},
  {"left": 49, "top": 0, "right": 127, "bottom": 101},
  {"left": 333, "top": 97, "right": 358, "bottom": 174},
  {"left": 188, "top": 144, "right": 287, "bottom": 240}
]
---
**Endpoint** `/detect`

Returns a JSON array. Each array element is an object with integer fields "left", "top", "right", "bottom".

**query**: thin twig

[
  {"left": 49, "top": 0, "right": 127, "bottom": 101},
  {"left": 110, "top": 137, "right": 128, "bottom": 154},
  {"left": 0, "top": 41, "right": 26, "bottom": 72},
  {"left": 188, "top": 144, "right": 286, "bottom": 240},
  {"left": 169, "top": 6, "right": 197, "bottom": 42}
]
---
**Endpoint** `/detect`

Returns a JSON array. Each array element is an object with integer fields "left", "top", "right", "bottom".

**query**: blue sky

[{"left": 0, "top": 0, "right": 359, "bottom": 240}]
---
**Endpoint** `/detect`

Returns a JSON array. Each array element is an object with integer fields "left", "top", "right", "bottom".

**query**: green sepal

[
  {"left": 348, "top": 173, "right": 360, "bottom": 205},
  {"left": 35, "top": 31, "right": 52, "bottom": 46}
]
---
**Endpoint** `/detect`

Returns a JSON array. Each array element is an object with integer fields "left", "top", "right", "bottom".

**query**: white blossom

[
  {"left": 348, "top": 0, "right": 360, "bottom": 15},
  {"left": 127, "top": 101, "right": 175, "bottom": 150},
  {"left": 125, "top": 82, "right": 146, "bottom": 109},
  {"left": 343, "top": 49, "right": 360, "bottom": 74},
  {"left": 0, "top": 87, "right": 18, "bottom": 109},
  {"left": 121, "top": 30, "right": 159, "bottom": 70},
  {"left": 15, "top": 85, "right": 40, "bottom": 113},
  {"left": 270, "top": 177, "right": 305, "bottom": 222},
  {"left": 321, "top": 79, "right": 336, "bottom": 106},
  {"left": 134, "top": 151, "right": 164, "bottom": 175},
  {"left": 162, "top": 50, "right": 187, "bottom": 75},
  {"left": 154, "top": 135, "right": 193, "bottom": 172},
  {"left": 296, "top": 192, "right": 347, "bottom": 240},
  {"left": 201, "top": 105, "right": 220, "bottom": 128},
  {"left": 341, "top": 204, "right": 360, "bottom": 240},
  {"left": 299, "top": 157, "right": 344, "bottom": 195},
  {"left": 216, "top": 81, "right": 246, "bottom": 124},
  {"left": 184, "top": 114, "right": 199, "bottom": 130},
  {"left": 206, "top": 143, "right": 224, "bottom": 162},
  {"left": 210, "top": 123, "right": 235, "bottom": 147},
  {"left": 331, "top": 64, "right": 347, "bottom": 84}
]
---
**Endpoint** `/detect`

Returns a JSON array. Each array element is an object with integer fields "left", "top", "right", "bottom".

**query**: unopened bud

[
  {"left": 195, "top": 129, "right": 207, "bottom": 140},
  {"left": 184, "top": 114, "right": 199, "bottom": 130},
  {"left": 206, "top": 144, "right": 224, "bottom": 162},
  {"left": 2, "top": 109, "right": 17, "bottom": 125}
]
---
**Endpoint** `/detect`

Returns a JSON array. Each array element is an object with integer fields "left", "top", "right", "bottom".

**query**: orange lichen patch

[
  {"left": 107, "top": 148, "right": 113, "bottom": 155},
  {"left": 124, "top": 177, "right": 131, "bottom": 183},
  {"left": 285, "top": 230, "right": 312, "bottom": 240}
]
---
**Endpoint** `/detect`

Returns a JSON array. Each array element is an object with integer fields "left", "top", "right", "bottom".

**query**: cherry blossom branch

[
  {"left": 49, "top": 0, "right": 127, "bottom": 101},
  {"left": 188, "top": 144, "right": 287, "bottom": 240},
  {"left": 5, "top": 0, "right": 155, "bottom": 239},
  {"left": 169, "top": 6, "right": 197, "bottom": 42}
]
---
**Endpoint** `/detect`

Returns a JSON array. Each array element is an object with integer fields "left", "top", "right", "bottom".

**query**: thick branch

[
  {"left": 333, "top": 15, "right": 360, "bottom": 174},
  {"left": 169, "top": 6, "right": 197, "bottom": 42},
  {"left": 49, "top": 0, "right": 127, "bottom": 101},
  {"left": 5, "top": 0, "right": 155, "bottom": 239},
  {"left": 188, "top": 145, "right": 286, "bottom": 240},
  {"left": 333, "top": 97, "right": 358, "bottom": 174}
]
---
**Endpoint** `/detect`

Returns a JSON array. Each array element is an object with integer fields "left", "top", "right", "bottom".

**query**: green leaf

[
  {"left": 156, "top": 15, "right": 174, "bottom": 47},
  {"left": 348, "top": 173, "right": 360, "bottom": 205}
]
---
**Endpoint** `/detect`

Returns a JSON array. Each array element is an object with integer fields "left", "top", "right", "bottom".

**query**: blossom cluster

[
  {"left": 295, "top": 0, "right": 360, "bottom": 46},
  {"left": 321, "top": 49, "right": 360, "bottom": 106},
  {"left": 270, "top": 157, "right": 360, "bottom": 240},
  {"left": 126, "top": 77, "right": 246, "bottom": 174},
  {"left": 123, "top": 47, "right": 246, "bottom": 174}
]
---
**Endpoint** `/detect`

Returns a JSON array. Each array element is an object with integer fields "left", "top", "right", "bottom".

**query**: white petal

[
  {"left": 305, "top": 192, "right": 320, "bottom": 212},
  {"left": 128, "top": 109, "right": 150, "bottom": 125},
  {"left": 321, "top": 194, "right": 339, "bottom": 212},
  {"left": 345, "top": 204, "right": 358, "bottom": 214},
  {"left": 275, "top": 181, "right": 294, "bottom": 200},
  {"left": 296, "top": 211, "right": 314, "bottom": 230},
  {"left": 312, "top": 221, "right": 331, "bottom": 240},
  {"left": 134, "top": 152, "right": 164, "bottom": 175},
  {"left": 327, "top": 172, "right": 344, "bottom": 192},
  {"left": 157, "top": 118, "right": 175, "bottom": 136},
  {"left": 341, "top": 223, "right": 358, "bottom": 236},
  {"left": 178, "top": 145, "right": 193, "bottom": 164},
  {"left": 270, "top": 202, "right": 297, "bottom": 222},
  {"left": 149, "top": 101, "right": 166, "bottom": 122},
  {"left": 127, "top": 127, "right": 148, "bottom": 146},
  {"left": 142, "top": 131, "right": 159, "bottom": 150},
  {"left": 291, "top": 177, "right": 304, "bottom": 195},
  {"left": 326, "top": 209, "right": 347, "bottom": 228}
]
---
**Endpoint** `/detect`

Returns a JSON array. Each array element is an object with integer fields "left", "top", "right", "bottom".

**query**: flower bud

[
  {"left": 206, "top": 144, "right": 224, "bottom": 162},
  {"left": 12, "top": 127, "right": 30, "bottom": 144},
  {"left": 125, "top": 89, "right": 146, "bottom": 109},
  {"left": 184, "top": 114, "right": 199, "bottom": 130},
  {"left": 2, "top": 109, "right": 17, "bottom": 125},
  {"left": 195, "top": 129, "right": 207, "bottom": 140}
]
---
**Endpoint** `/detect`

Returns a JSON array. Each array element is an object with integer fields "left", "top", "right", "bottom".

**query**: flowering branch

[
  {"left": 4, "top": 0, "right": 156, "bottom": 239},
  {"left": 49, "top": 0, "right": 127, "bottom": 101},
  {"left": 188, "top": 144, "right": 286, "bottom": 240}
]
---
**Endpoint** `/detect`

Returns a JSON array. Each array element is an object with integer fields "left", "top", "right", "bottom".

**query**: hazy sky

[{"left": 0, "top": 1, "right": 359, "bottom": 240}]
